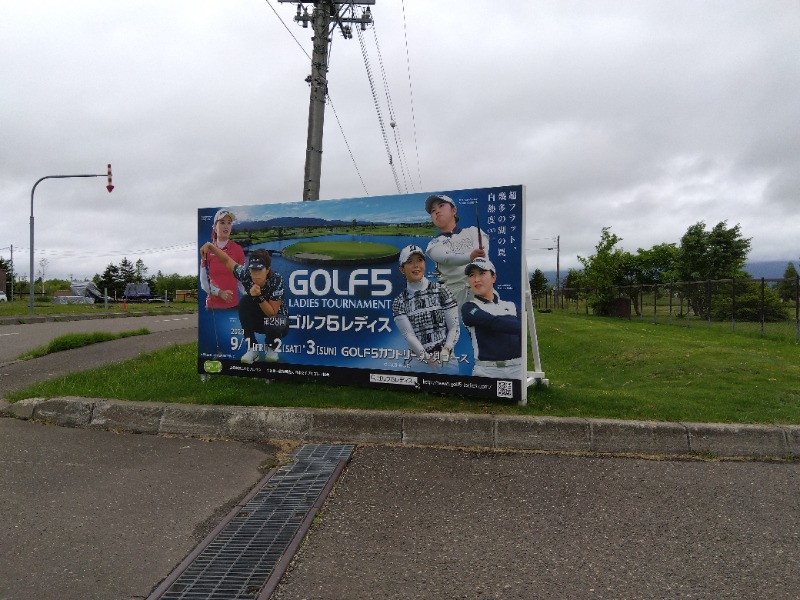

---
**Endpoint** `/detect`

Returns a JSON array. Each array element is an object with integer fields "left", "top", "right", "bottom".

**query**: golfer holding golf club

[
  {"left": 425, "top": 194, "right": 489, "bottom": 308},
  {"left": 200, "top": 243, "right": 288, "bottom": 363}
]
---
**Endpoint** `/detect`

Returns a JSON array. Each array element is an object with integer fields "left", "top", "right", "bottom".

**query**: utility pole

[
  {"left": 279, "top": 0, "right": 374, "bottom": 201},
  {"left": 556, "top": 235, "right": 561, "bottom": 294},
  {"left": 535, "top": 236, "right": 561, "bottom": 305}
]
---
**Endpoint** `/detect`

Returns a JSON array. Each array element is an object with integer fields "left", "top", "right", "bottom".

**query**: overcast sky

[{"left": 2, "top": 1, "right": 798, "bottom": 283}]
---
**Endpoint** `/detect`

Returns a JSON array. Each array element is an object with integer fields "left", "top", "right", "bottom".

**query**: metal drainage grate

[{"left": 149, "top": 443, "right": 355, "bottom": 600}]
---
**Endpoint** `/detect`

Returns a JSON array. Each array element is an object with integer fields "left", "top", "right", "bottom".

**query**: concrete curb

[{"left": 2, "top": 397, "right": 798, "bottom": 459}]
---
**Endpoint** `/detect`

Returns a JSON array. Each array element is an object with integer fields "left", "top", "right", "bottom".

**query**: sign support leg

[{"left": 522, "top": 260, "right": 548, "bottom": 405}]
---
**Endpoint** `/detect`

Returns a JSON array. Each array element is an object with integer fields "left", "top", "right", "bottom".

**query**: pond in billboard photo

[{"left": 197, "top": 184, "right": 527, "bottom": 402}]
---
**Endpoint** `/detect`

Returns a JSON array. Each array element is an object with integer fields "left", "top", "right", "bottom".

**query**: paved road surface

[
  {"left": 4, "top": 423, "right": 798, "bottom": 600},
  {"left": 0, "top": 417, "right": 277, "bottom": 600},
  {"left": 273, "top": 445, "right": 800, "bottom": 600}
]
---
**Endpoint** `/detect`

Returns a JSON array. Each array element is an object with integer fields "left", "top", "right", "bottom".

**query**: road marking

[{"left": 0, "top": 332, "right": 20, "bottom": 337}]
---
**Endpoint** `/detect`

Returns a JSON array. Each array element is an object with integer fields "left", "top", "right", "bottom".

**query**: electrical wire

[
  {"left": 264, "top": 0, "right": 311, "bottom": 59},
  {"left": 328, "top": 93, "right": 370, "bottom": 196},
  {"left": 401, "top": 0, "right": 423, "bottom": 191},
  {"left": 371, "top": 21, "right": 414, "bottom": 194},
  {"left": 15, "top": 243, "right": 196, "bottom": 260},
  {"left": 356, "top": 23, "right": 402, "bottom": 194}
]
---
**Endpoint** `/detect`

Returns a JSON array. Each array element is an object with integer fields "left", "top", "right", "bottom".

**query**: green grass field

[
  {"left": 19, "top": 329, "right": 151, "bottom": 360},
  {"left": 8, "top": 310, "right": 800, "bottom": 425},
  {"left": 537, "top": 296, "right": 800, "bottom": 344},
  {"left": 232, "top": 224, "right": 436, "bottom": 246},
  {"left": 283, "top": 240, "right": 399, "bottom": 261}
]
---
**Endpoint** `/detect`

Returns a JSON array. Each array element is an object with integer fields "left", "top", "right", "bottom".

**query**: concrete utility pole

[
  {"left": 279, "top": 0, "right": 374, "bottom": 201},
  {"left": 556, "top": 234, "right": 561, "bottom": 294}
]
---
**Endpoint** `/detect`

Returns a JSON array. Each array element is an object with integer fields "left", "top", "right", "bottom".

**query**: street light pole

[{"left": 29, "top": 165, "right": 113, "bottom": 314}]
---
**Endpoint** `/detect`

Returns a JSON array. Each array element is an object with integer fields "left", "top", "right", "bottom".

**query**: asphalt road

[
  {"left": 273, "top": 445, "right": 800, "bottom": 600},
  {"left": 0, "top": 417, "right": 278, "bottom": 600},
  {"left": 4, "top": 422, "right": 798, "bottom": 600}
]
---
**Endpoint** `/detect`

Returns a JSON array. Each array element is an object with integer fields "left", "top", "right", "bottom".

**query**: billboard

[{"left": 197, "top": 184, "right": 529, "bottom": 402}]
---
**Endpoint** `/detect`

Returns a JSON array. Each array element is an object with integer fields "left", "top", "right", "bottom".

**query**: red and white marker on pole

[{"left": 106, "top": 164, "right": 114, "bottom": 193}]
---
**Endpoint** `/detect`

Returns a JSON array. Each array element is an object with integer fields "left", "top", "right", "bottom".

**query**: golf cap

[
  {"left": 247, "top": 254, "right": 267, "bottom": 270},
  {"left": 425, "top": 194, "right": 456, "bottom": 214},
  {"left": 464, "top": 257, "right": 496, "bottom": 276},
  {"left": 214, "top": 209, "right": 235, "bottom": 223},
  {"left": 399, "top": 244, "right": 426, "bottom": 265}
]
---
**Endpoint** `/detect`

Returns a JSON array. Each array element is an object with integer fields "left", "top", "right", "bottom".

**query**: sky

[{"left": 1, "top": 1, "right": 799, "bottom": 284}]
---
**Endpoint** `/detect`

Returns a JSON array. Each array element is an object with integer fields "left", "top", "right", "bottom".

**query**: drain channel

[{"left": 148, "top": 443, "right": 355, "bottom": 600}]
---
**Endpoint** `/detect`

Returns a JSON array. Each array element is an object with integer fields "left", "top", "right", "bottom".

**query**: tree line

[
  {"left": 94, "top": 258, "right": 197, "bottom": 299},
  {"left": 530, "top": 221, "right": 799, "bottom": 320}
]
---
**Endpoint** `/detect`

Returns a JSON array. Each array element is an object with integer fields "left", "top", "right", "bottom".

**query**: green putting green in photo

[{"left": 283, "top": 240, "right": 400, "bottom": 263}]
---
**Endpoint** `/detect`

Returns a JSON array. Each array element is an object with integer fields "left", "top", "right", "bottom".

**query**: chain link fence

[{"left": 534, "top": 276, "right": 800, "bottom": 342}]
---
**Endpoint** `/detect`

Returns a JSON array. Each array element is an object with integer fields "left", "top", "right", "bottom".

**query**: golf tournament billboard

[{"left": 197, "top": 184, "right": 527, "bottom": 402}]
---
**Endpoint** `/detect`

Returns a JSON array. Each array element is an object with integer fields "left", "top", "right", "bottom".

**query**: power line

[
  {"left": 15, "top": 243, "right": 196, "bottom": 260},
  {"left": 371, "top": 21, "right": 414, "bottom": 194},
  {"left": 356, "top": 22, "right": 402, "bottom": 194},
  {"left": 264, "top": 0, "right": 310, "bottom": 59},
  {"left": 400, "top": 0, "right": 423, "bottom": 191},
  {"left": 327, "top": 93, "right": 370, "bottom": 196}
]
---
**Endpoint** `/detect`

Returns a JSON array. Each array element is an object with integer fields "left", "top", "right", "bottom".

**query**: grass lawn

[
  {"left": 7, "top": 311, "right": 800, "bottom": 425},
  {"left": 19, "top": 329, "right": 150, "bottom": 360},
  {"left": 283, "top": 240, "right": 399, "bottom": 261}
]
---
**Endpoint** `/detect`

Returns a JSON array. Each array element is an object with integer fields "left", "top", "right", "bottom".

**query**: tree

[
  {"left": 529, "top": 269, "right": 548, "bottom": 296},
  {"left": 37, "top": 258, "right": 49, "bottom": 294},
  {"left": 711, "top": 280, "right": 788, "bottom": 322},
  {"left": 119, "top": 257, "right": 136, "bottom": 284},
  {"left": 151, "top": 271, "right": 198, "bottom": 297},
  {"left": 777, "top": 262, "right": 799, "bottom": 302},
  {"left": 134, "top": 258, "right": 148, "bottom": 282},
  {"left": 676, "top": 221, "right": 751, "bottom": 317},
  {"left": 615, "top": 243, "right": 681, "bottom": 317},
  {"left": 94, "top": 263, "right": 122, "bottom": 297},
  {"left": 562, "top": 268, "right": 586, "bottom": 302},
  {"left": 635, "top": 243, "right": 680, "bottom": 284},
  {"left": 578, "top": 227, "right": 633, "bottom": 315},
  {"left": 0, "top": 256, "right": 11, "bottom": 295},
  {"left": 48, "top": 278, "right": 71, "bottom": 292},
  {"left": 677, "top": 221, "right": 750, "bottom": 281}
]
